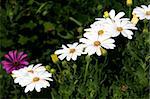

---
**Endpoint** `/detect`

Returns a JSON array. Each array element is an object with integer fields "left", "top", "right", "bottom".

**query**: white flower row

[
  {"left": 55, "top": 5, "right": 150, "bottom": 61},
  {"left": 12, "top": 64, "right": 53, "bottom": 93},
  {"left": 55, "top": 9, "right": 138, "bottom": 61}
]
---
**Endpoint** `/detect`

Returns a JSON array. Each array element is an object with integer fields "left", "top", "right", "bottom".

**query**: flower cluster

[
  {"left": 55, "top": 9, "right": 138, "bottom": 61},
  {"left": 0, "top": 4, "right": 149, "bottom": 94},
  {"left": 12, "top": 64, "right": 53, "bottom": 93},
  {"left": 1, "top": 51, "right": 53, "bottom": 93}
]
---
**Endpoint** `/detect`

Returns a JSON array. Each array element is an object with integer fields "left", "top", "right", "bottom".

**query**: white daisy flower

[
  {"left": 133, "top": 5, "right": 150, "bottom": 20},
  {"left": 96, "top": 9, "right": 129, "bottom": 21},
  {"left": 84, "top": 25, "right": 111, "bottom": 37},
  {"left": 79, "top": 35, "right": 115, "bottom": 56},
  {"left": 107, "top": 20, "right": 138, "bottom": 39},
  {"left": 84, "top": 21, "right": 112, "bottom": 38},
  {"left": 12, "top": 64, "right": 47, "bottom": 87},
  {"left": 23, "top": 71, "right": 53, "bottom": 93},
  {"left": 55, "top": 42, "right": 84, "bottom": 61},
  {"left": 12, "top": 65, "right": 53, "bottom": 93}
]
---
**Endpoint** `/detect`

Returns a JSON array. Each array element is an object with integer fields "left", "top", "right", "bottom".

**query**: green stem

[
  {"left": 56, "top": 63, "right": 61, "bottom": 72},
  {"left": 129, "top": 6, "right": 132, "bottom": 18},
  {"left": 84, "top": 61, "right": 90, "bottom": 84},
  {"left": 95, "top": 59, "right": 99, "bottom": 81},
  {"left": 51, "top": 89, "right": 55, "bottom": 99},
  {"left": 53, "top": 75, "right": 58, "bottom": 82},
  {"left": 69, "top": 17, "right": 82, "bottom": 26},
  {"left": 143, "top": 19, "right": 148, "bottom": 32}
]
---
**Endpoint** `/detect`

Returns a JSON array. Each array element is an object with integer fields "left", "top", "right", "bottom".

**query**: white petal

[
  {"left": 115, "top": 12, "right": 125, "bottom": 19},
  {"left": 35, "top": 84, "right": 41, "bottom": 92},
  {"left": 102, "top": 38, "right": 115, "bottom": 44},
  {"left": 109, "top": 9, "right": 115, "bottom": 19},
  {"left": 62, "top": 45, "right": 67, "bottom": 49},
  {"left": 111, "top": 31, "right": 120, "bottom": 37},
  {"left": 58, "top": 54, "right": 67, "bottom": 60},
  {"left": 72, "top": 53, "right": 77, "bottom": 60},
  {"left": 25, "top": 83, "right": 35, "bottom": 93},
  {"left": 79, "top": 38, "right": 91, "bottom": 44},
  {"left": 66, "top": 54, "right": 72, "bottom": 61},
  {"left": 67, "top": 44, "right": 73, "bottom": 48},
  {"left": 141, "top": 5, "right": 148, "bottom": 9},
  {"left": 28, "top": 64, "right": 34, "bottom": 70},
  {"left": 73, "top": 42, "right": 78, "bottom": 47},
  {"left": 96, "top": 48, "right": 102, "bottom": 56},
  {"left": 86, "top": 46, "right": 97, "bottom": 55},
  {"left": 55, "top": 49, "right": 66, "bottom": 55},
  {"left": 33, "top": 64, "right": 42, "bottom": 70},
  {"left": 35, "top": 66, "right": 46, "bottom": 72},
  {"left": 121, "top": 31, "right": 128, "bottom": 37}
]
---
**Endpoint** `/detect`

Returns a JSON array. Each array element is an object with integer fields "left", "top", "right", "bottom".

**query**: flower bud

[
  {"left": 143, "top": 28, "right": 148, "bottom": 32},
  {"left": 100, "top": 48, "right": 107, "bottom": 56},
  {"left": 126, "top": 0, "right": 132, "bottom": 6},
  {"left": 103, "top": 11, "right": 109, "bottom": 18},
  {"left": 50, "top": 68, "right": 56, "bottom": 74},
  {"left": 51, "top": 54, "right": 59, "bottom": 64},
  {"left": 45, "top": 65, "right": 51, "bottom": 71},
  {"left": 77, "top": 27, "right": 83, "bottom": 33}
]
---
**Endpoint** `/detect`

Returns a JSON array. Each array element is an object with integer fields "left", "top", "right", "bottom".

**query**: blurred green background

[{"left": 0, "top": 0, "right": 150, "bottom": 98}]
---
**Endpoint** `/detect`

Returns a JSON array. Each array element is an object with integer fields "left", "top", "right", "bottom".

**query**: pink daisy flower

[{"left": 1, "top": 50, "right": 29, "bottom": 74}]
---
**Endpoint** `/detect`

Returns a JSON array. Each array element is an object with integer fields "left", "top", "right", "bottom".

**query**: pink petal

[
  {"left": 17, "top": 52, "right": 24, "bottom": 60},
  {"left": 7, "top": 67, "right": 17, "bottom": 74},
  {"left": 19, "top": 54, "right": 28, "bottom": 61},
  {"left": 1, "top": 61, "right": 12, "bottom": 66},
  {"left": 13, "top": 50, "right": 17, "bottom": 60},
  {"left": 4, "top": 54, "right": 13, "bottom": 62},
  {"left": 3, "top": 64, "right": 14, "bottom": 73},
  {"left": 8, "top": 51, "right": 15, "bottom": 60},
  {"left": 20, "top": 61, "right": 29, "bottom": 65}
]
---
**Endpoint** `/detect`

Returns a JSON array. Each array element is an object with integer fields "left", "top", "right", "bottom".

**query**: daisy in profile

[
  {"left": 55, "top": 42, "right": 84, "bottom": 61},
  {"left": 79, "top": 35, "right": 115, "bottom": 56},
  {"left": 133, "top": 5, "right": 150, "bottom": 20},
  {"left": 96, "top": 9, "right": 129, "bottom": 21},
  {"left": 1, "top": 50, "right": 29, "bottom": 74},
  {"left": 107, "top": 20, "right": 137, "bottom": 39},
  {"left": 12, "top": 64, "right": 53, "bottom": 93}
]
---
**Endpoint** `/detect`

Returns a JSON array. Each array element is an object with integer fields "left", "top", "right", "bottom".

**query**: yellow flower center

[
  {"left": 98, "top": 30, "right": 104, "bottom": 35},
  {"left": 69, "top": 48, "right": 76, "bottom": 53},
  {"left": 146, "top": 11, "right": 150, "bottom": 15},
  {"left": 32, "top": 77, "right": 40, "bottom": 82},
  {"left": 28, "top": 70, "right": 34, "bottom": 73},
  {"left": 94, "top": 41, "right": 101, "bottom": 46},
  {"left": 117, "top": 27, "right": 123, "bottom": 32}
]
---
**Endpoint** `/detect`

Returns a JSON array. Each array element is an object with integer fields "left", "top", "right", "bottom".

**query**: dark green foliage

[{"left": 0, "top": 0, "right": 149, "bottom": 98}]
